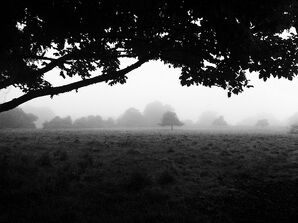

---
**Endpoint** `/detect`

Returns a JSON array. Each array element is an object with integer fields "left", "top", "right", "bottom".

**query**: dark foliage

[{"left": 1, "top": 1, "right": 298, "bottom": 112}]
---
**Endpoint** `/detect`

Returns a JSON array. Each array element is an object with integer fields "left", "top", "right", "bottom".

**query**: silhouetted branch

[
  {"left": 0, "top": 54, "right": 72, "bottom": 91},
  {"left": 0, "top": 49, "right": 138, "bottom": 91},
  {"left": 24, "top": 56, "right": 73, "bottom": 64},
  {"left": 0, "top": 58, "right": 148, "bottom": 113}
]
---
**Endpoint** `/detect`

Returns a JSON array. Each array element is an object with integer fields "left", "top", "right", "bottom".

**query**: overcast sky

[{"left": 2, "top": 59, "right": 298, "bottom": 125}]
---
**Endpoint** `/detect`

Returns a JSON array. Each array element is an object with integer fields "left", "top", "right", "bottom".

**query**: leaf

[{"left": 60, "top": 71, "right": 66, "bottom": 79}]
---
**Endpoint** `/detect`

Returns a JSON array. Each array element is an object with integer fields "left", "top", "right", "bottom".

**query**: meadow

[{"left": 0, "top": 128, "right": 298, "bottom": 223}]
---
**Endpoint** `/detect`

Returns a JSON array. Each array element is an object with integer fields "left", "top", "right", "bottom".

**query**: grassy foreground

[{"left": 0, "top": 129, "right": 298, "bottom": 223}]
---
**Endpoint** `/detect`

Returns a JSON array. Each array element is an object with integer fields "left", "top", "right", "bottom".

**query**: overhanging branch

[
  {"left": 0, "top": 58, "right": 148, "bottom": 113},
  {"left": 0, "top": 50, "right": 137, "bottom": 91},
  {"left": 0, "top": 54, "right": 72, "bottom": 91}
]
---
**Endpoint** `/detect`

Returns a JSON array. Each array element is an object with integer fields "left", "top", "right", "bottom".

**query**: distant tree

[
  {"left": 143, "top": 101, "right": 173, "bottom": 126},
  {"left": 0, "top": 108, "right": 37, "bottom": 129},
  {"left": 73, "top": 115, "right": 104, "bottom": 128},
  {"left": 1, "top": 1, "right": 298, "bottom": 113},
  {"left": 103, "top": 118, "right": 115, "bottom": 128},
  {"left": 197, "top": 111, "right": 218, "bottom": 127},
  {"left": 212, "top": 116, "right": 228, "bottom": 127},
  {"left": 238, "top": 113, "right": 281, "bottom": 127},
  {"left": 43, "top": 116, "right": 72, "bottom": 129},
  {"left": 22, "top": 106, "right": 55, "bottom": 128},
  {"left": 289, "top": 124, "right": 298, "bottom": 134},
  {"left": 117, "top": 108, "right": 145, "bottom": 127},
  {"left": 287, "top": 112, "right": 298, "bottom": 126},
  {"left": 160, "top": 111, "right": 183, "bottom": 130},
  {"left": 183, "top": 119, "right": 195, "bottom": 127},
  {"left": 255, "top": 119, "right": 269, "bottom": 128}
]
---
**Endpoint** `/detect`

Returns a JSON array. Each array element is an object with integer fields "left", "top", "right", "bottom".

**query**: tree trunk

[{"left": 171, "top": 124, "right": 173, "bottom": 130}]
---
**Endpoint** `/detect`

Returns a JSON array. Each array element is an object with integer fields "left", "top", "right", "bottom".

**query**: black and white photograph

[{"left": 1, "top": 1, "right": 298, "bottom": 222}]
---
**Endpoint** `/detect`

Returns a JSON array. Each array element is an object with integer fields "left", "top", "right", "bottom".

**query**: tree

[
  {"left": 143, "top": 101, "right": 173, "bottom": 126},
  {"left": 212, "top": 116, "right": 228, "bottom": 127},
  {"left": 103, "top": 117, "right": 115, "bottom": 128},
  {"left": 117, "top": 107, "right": 145, "bottom": 127},
  {"left": 73, "top": 115, "right": 104, "bottom": 128},
  {"left": 1, "top": 1, "right": 298, "bottom": 113},
  {"left": 160, "top": 111, "right": 183, "bottom": 130},
  {"left": 197, "top": 111, "right": 218, "bottom": 127},
  {"left": 287, "top": 112, "right": 298, "bottom": 126},
  {"left": 255, "top": 119, "right": 269, "bottom": 128},
  {"left": 43, "top": 116, "right": 72, "bottom": 129},
  {"left": 183, "top": 119, "right": 195, "bottom": 127},
  {"left": 237, "top": 113, "right": 281, "bottom": 127},
  {"left": 289, "top": 124, "right": 298, "bottom": 134},
  {"left": 0, "top": 108, "right": 37, "bottom": 129},
  {"left": 22, "top": 106, "right": 55, "bottom": 128}
]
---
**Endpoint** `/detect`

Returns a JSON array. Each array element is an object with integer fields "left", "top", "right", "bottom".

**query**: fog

[{"left": 3, "top": 60, "right": 298, "bottom": 126}]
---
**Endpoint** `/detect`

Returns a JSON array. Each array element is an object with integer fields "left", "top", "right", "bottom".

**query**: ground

[{"left": 0, "top": 128, "right": 298, "bottom": 223}]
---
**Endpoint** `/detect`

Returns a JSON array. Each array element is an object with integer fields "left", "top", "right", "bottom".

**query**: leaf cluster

[{"left": 1, "top": 0, "right": 298, "bottom": 96}]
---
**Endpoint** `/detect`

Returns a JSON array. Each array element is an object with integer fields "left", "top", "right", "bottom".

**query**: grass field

[{"left": 0, "top": 128, "right": 298, "bottom": 223}]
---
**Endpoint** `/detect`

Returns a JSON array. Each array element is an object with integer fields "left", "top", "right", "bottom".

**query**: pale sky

[{"left": 2, "top": 59, "right": 298, "bottom": 125}]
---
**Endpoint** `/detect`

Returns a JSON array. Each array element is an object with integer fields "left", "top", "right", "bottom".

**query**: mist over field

[
  {"left": 3, "top": 64, "right": 298, "bottom": 222},
  {"left": 2, "top": 60, "right": 292, "bottom": 128}
]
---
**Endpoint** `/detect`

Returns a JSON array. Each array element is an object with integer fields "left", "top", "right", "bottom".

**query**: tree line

[
  {"left": 0, "top": 108, "right": 37, "bottom": 129},
  {"left": 3, "top": 101, "right": 298, "bottom": 130},
  {"left": 42, "top": 102, "right": 182, "bottom": 129},
  {"left": 0, "top": 101, "right": 181, "bottom": 129}
]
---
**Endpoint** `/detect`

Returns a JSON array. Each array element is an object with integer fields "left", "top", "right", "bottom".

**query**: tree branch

[
  {"left": 0, "top": 58, "right": 148, "bottom": 113},
  {"left": 24, "top": 55, "right": 73, "bottom": 64},
  {"left": 0, "top": 54, "right": 72, "bottom": 91},
  {"left": 0, "top": 41, "right": 138, "bottom": 91}
]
